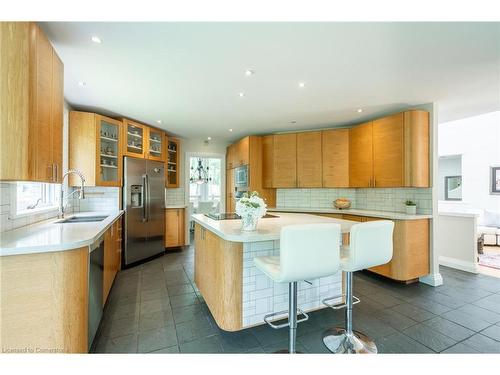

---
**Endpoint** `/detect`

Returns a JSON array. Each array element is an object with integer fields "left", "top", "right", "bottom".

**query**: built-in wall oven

[{"left": 234, "top": 165, "right": 249, "bottom": 198}]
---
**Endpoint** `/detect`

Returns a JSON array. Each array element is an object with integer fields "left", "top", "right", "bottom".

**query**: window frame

[{"left": 10, "top": 182, "right": 60, "bottom": 219}]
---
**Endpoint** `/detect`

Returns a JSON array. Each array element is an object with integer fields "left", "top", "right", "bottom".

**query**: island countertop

[
  {"left": 0, "top": 211, "right": 124, "bottom": 257},
  {"left": 191, "top": 212, "right": 359, "bottom": 243}
]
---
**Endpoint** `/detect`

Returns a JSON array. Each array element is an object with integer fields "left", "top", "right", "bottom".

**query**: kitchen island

[{"left": 191, "top": 212, "right": 357, "bottom": 331}]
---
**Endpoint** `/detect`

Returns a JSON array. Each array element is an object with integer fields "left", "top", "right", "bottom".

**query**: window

[
  {"left": 188, "top": 157, "right": 222, "bottom": 210},
  {"left": 13, "top": 182, "right": 60, "bottom": 217}
]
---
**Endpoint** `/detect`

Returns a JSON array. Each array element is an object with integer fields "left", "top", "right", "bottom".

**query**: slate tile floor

[{"left": 93, "top": 244, "right": 500, "bottom": 354}]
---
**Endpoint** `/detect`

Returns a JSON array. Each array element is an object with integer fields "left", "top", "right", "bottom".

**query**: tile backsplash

[
  {"left": 165, "top": 187, "right": 185, "bottom": 206},
  {"left": 276, "top": 187, "right": 432, "bottom": 214},
  {"left": 68, "top": 186, "right": 120, "bottom": 212}
]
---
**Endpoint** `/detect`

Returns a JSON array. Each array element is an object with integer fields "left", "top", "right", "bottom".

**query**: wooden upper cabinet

[
  {"left": 372, "top": 113, "right": 404, "bottom": 187},
  {"left": 146, "top": 127, "right": 166, "bottom": 162},
  {"left": 31, "top": 23, "right": 53, "bottom": 183},
  {"left": 69, "top": 111, "right": 123, "bottom": 187},
  {"left": 403, "top": 110, "right": 430, "bottom": 187},
  {"left": 227, "top": 137, "right": 250, "bottom": 169},
  {"left": 123, "top": 119, "right": 147, "bottom": 158},
  {"left": 296, "top": 132, "right": 322, "bottom": 187},
  {"left": 51, "top": 53, "right": 64, "bottom": 183},
  {"left": 166, "top": 137, "right": 180, "bottom": 188},
  {"left": 322, "top": 129, "right": 349, "bottom": 188},
  {"left": 30, "top": 23, "right": 64, "bottom": 183},
  {"left": 236, "top": 137, "right": 249, "bottom": 166},
  {"left": 262, "top": 135, "right": 274, "bottom": 188},
  {"left": 349, "top": 122, "right": 373, "bottom": 187},
  {"left": 273, "top": 133, "right": 297, "bottom": 188},
  {"left": 96, "top": 116, "right": 123, "bottom": 186},
  {"left": 0, "top": 22, "right": 63, "bottom": 183}
]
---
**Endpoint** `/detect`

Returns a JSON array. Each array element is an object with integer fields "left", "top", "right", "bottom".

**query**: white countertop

[
  {"left": 165, "top": 205, "right": 188, "bottom": 209},
  {"left": 267, "top": 207, "right": 432, "bottom": 220},
  {"left": 0, "top": 211, "right": 124, "bottom": 257},
  {"left": 192, "top": 212, "right": 359, "bottom": 243}
]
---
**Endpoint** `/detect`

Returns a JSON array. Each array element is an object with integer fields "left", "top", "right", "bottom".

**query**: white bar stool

[
  {"left": 323, "top": 220, "right": 394, "bottom": 354},
  {"left": 254, "top": 223, "right": 342, "bottom": 354}
]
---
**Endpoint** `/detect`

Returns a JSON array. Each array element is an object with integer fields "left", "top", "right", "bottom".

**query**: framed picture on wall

[{"left": 491, "top": 166, "right": 500, "bottom": 194}]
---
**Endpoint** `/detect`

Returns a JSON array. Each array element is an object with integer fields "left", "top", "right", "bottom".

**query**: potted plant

[
  {"left": 405, "top": 200, "right": 417, "bottom": 215},
  {"left": 235, "top": 191, "right": 267, "bottom": 231}
]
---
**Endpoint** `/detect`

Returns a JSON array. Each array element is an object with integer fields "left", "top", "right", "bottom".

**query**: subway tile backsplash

[
  {"left": 276, "top": 187, "right": 432, "bottom": 214},
  {"left": 165, "top": 187, "right": 185, "bottom": 206},
  {"left": 69, "top": 186, "right": 120, "bottom": 212}
]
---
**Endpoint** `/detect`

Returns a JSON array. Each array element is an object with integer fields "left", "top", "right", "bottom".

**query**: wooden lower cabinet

[
  {"left": 226, "top": 168, "right": 235, "bottom": 212},
  {"left": 165, "top": 208, "right": 185, "bottom": 248},
  {"left": 369, "top": 219, "right": 429, "bottom": 282},
  {"left": 103, "top": 219, "right": 122, "bottom": 305},
  {"left": 312, "top": 213, "right": 430, "bottom": 282},
  {"left": 194, "top": 224, "right": 243, "bottom": 331},
  {"left": 0, "top": 247, "right": 89, "bottom": 353}
]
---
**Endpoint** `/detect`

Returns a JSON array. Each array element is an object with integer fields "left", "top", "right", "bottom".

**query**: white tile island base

[
  {"left": 192, "top": 213, "right": 352, "bottom": 331},
  {"left": 242, "top": 240, "right": 343, "bottom": 328}
]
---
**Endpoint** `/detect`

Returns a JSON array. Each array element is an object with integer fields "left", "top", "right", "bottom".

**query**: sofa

[{"left": 477, "top": 210, "right": 500, "bottom": 246}]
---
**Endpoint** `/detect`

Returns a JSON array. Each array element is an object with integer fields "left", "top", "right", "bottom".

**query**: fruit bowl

[{"left": 333, "top": 198, "right": 351, "bottom": 209}]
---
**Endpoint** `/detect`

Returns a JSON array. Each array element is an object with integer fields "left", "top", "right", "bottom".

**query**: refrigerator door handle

[
  {"left": 142, "top": 174, "right": 147, "bottom": 223},
  {"left": 146, "top": 173, "right": 151, "bottom": 222}
]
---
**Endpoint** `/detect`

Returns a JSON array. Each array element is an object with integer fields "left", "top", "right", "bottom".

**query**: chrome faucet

[{"left": 59, "top": 169, "right": 86, "bottom": 218}]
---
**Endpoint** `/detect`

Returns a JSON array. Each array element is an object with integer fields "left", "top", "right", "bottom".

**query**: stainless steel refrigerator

[{"left": 123, "top": 157, "right": 165, "bottom": 266}]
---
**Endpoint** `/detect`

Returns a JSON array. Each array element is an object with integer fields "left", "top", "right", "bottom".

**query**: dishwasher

[{"left": 88, "top": 236, "right": 104, "bottom": 351}]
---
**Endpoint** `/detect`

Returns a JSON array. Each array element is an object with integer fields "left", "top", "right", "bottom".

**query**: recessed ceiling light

[
  {"left": 357, "top": 108, "right": 363, "bottom": 113},
  {"left": 229, "top": 128, "right": 233, "bottom": 132},
  {"left": 298, "top": 82, "right": 305, "bottom": 88},
  {"left": 78, "top": 81, "right": 86, "bottom": 87},
  {"left": 91, "top": 36, "right": 102, "bottom": 44},
  {"left": 245, "top": 69, "right": 254, "bottom": 76},
  {"left": 238, "top": 92, "right": 245, "bottom": 97},
  {"left": 156, "top": 120, "right": 162, "bottom": 124},
  {"left": 207, "top": 137, "right": 212, "bottom": 141}
]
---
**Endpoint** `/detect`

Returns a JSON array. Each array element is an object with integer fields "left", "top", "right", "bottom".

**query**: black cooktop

[{"left": 205, "top": 213, "right": 279, "bottom": 220}]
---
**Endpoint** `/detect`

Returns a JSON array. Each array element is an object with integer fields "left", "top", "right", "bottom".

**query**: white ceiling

[{"left": 41, "top": 22, "right": 500, "bottom": 142}]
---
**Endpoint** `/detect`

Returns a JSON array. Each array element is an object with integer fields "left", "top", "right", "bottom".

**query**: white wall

[
  {"left": 439, "top": 111, "right": 500, "bottom": 215},
  {"left": 437, "top": 213, "right": 479, "bottom": 273}
]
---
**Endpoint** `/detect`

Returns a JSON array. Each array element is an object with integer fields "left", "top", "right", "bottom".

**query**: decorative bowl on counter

[{"left": 333, "top": 198, "right": 351, "bottom": 209}]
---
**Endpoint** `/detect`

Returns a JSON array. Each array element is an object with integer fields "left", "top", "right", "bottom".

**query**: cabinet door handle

[
  {"left": 373, "top": 178, "right": 376, "bottom": 187},
  {"left": 54, "top": 164, "right": 58, "bottom": 182}
]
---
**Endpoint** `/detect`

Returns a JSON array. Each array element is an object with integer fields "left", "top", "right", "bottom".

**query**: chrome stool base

[{"left": 323, "top": 328, "right": 377, "bottom": 354}]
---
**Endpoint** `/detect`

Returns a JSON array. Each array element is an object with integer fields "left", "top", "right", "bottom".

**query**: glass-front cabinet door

[
  {"left": 147, "top": 128, "right": 165, "bottom": 161},
  {"left": 123, "top": 119, "right": 146, "bottom": 158},
  {"left": 166, "top": 137, "right": 180, "bottom": 188},
  {"left": 96, "top": 116, "right": 122, "bottom": 186}
]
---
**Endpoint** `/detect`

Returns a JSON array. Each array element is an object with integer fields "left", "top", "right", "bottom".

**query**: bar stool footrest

[
  {"left": 322, "top": 294, "right": 360, "bottom": 310},
  {"left": 263, "top": 309, "right": 309, "bottom": 330}
]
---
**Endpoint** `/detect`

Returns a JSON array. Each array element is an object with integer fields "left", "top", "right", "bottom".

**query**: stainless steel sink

[{"left": 57, "top": 215, "right": 108, "bottom": 223}]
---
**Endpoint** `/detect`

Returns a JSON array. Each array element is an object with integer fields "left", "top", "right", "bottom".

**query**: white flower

[{"left": 235, "top": 191, "right": 267, "bottom": 219}]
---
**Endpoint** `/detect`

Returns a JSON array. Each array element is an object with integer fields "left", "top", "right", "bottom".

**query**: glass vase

[{"left": 241, "top": 214, "right": 258, "bottom": 231}]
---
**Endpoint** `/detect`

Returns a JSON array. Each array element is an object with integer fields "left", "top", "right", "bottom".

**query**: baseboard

[
  {"left": 419, "top": 272, "right": 443, "bottom": 287},
  {"left": 438, "top": 256, "right": 479, "bottom": 274}
]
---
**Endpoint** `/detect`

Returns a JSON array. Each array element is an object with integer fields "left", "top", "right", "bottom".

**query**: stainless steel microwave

[{"left": 234, "top": 165, "right": 249, "bottom": 189}]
